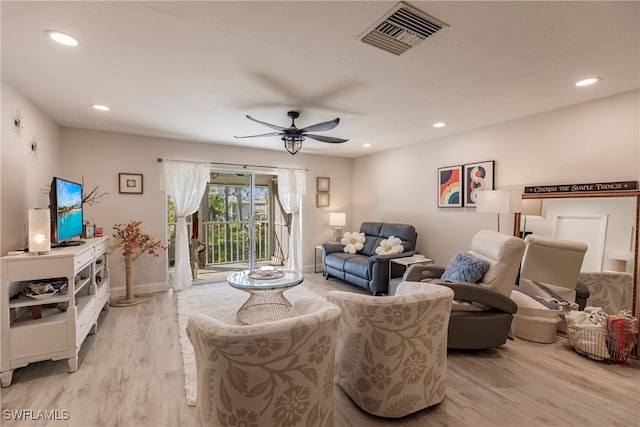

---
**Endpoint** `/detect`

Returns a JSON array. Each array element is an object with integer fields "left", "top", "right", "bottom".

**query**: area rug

[{"left": 176, "top": 281, "right": 323, "bottom": 406}]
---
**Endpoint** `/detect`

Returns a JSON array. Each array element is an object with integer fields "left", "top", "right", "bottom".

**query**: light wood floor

[{"left": 1, "top": 273, "right": 638, "bottom": 427}]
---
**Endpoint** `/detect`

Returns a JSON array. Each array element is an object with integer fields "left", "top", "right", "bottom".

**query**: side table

[
  {"left": 314, "top": 245, "right": 323, "bottom": 273},
  {"left": 314, "top": 243, "right": 337, "bottom": 274},
  {"left": 388, "top": 255, "right": 434, "bottom": 295}
]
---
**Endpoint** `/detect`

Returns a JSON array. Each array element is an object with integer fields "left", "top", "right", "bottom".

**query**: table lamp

[
  {"left": 28, "top": 208, "right": 51, "bottom": 254},
  {"left": 476, "top": 190, "right": 521, "bottom": 233},
  {"left": 329, "top": 212, "right": 346, "bottom": 243}
]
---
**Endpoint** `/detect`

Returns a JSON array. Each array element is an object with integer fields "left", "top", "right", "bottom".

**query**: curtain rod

[{"left": 156, "top": 157, "right": 307, "bottom": 172}]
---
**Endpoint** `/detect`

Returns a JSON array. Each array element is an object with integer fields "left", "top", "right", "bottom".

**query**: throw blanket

[
  {"left": 565, "top": 308, "right": 610, "bottom": 360},
  {"left": 512, "top": 286, "right": 561, "bottom": 310}
]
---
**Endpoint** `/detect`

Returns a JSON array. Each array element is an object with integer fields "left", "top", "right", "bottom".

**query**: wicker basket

[{"left": 566, "top": 316, "right": 638, "bottom": 363}]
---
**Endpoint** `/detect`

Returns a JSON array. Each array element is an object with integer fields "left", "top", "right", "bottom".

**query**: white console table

[{"left": 0, "top": 237, "right": 110, "bottom": 387}]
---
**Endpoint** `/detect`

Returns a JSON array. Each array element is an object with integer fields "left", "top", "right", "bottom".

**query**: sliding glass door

[
  {"left": 168, "top": 169, "right": 289, "bottom": 282},
  {"left": 203, "top": 172, "right": 255, "bottom": 271}
]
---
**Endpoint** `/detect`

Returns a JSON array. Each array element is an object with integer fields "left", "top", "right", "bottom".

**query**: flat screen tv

[{"left": 50, "top": 177, "right": 84, "bottom": 246}]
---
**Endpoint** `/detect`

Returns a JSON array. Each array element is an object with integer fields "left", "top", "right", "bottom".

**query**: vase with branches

[{"left": 109, "top": 220, "right": 166, "bottom": 306}]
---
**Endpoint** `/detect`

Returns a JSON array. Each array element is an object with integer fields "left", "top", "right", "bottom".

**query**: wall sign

[{"left": 524, "top": 181, "right": 638, "bottom": 195}]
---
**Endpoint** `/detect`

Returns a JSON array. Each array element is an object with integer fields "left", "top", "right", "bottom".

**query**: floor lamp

[
  {"left": 476, "top": 190, "right": 522, "bottom": 234},
  {"left": 520, "top": 198, "right": 544, "bottom": 238}
]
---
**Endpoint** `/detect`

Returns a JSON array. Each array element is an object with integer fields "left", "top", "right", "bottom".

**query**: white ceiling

[{"left": 2, "top": 1, "right": 639, "bottom": 158}]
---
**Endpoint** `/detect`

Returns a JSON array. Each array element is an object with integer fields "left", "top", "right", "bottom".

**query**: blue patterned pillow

[{"left": 441, "top": 251, "right": 490, "bottom": 283}]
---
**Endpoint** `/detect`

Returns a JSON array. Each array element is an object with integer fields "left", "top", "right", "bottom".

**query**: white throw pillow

[
  {"left": 375, "top": 236, "right": 404, "bottom": 255},
  {"left": 341, "top": 232, "right": 366, "bottom": 254}
]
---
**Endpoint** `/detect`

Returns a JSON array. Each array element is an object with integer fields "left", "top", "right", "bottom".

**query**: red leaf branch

[{"left": 109, "top": 220, "right": 167, "bottom": 262}]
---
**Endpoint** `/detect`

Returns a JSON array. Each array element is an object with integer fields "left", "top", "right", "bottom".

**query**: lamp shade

[
  {"left": 28, "top": 208, "right": 51, "bottom": 254},
  {"left": 476, "top": 190, "right": 522, "bottom": 213},
  {"left": 329, "top": 212, "right": 346, "bottom": 227},
  {"left": 521, "top": 198, "right": 543, "bottom": 218}
]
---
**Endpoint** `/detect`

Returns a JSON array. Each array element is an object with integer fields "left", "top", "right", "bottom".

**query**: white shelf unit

[{"left": 0, "top": 237, "right": 110, "bottom": 387}]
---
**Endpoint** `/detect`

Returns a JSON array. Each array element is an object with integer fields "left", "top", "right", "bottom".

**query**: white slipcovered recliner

[
  {"left": 518, "top": 234, "right": 588, "bottom": 303},
  {"left": 186, "top": 297, "right": 341, "bottom": 427},
  {"left": 512, "top": 234, "right": 588, "bottom": 343},
  {"left": 327, "top": 282, "right": 454, "bottom": 418}
]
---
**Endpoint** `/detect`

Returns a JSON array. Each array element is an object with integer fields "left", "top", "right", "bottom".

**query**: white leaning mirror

[{"left": 520, "top": 190, "right": 639, "bottom": 359}]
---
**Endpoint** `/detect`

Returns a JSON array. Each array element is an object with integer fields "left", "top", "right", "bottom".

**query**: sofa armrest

[
  {"left": 368, "top": 251, "right": 416, "bottom": 276},
  {"left": 369, "top": 250, "right": 417, "bottom": 263},
  {"left": 321, "top": 243, "right": 345, "bottom": 256},
  {"left": 402, "top": 264, "right": 446, "bottom": 282},
  {"left": 434, "top": 281, "right": 517, "bottom": 314}
]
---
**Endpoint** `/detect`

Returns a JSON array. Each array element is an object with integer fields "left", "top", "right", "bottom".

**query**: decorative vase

[
  {"left": 108, "top": 220, "right": 166, "bottom": 307},
  {"left": 110, "top": 256, "right": 148, "bottom": 307}
]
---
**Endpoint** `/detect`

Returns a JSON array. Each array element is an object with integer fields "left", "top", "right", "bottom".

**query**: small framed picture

[
  {"left": 437, "top": 165, "right": 463, "bottom": 208},
  {"left": 119, "top": 173, "right": 144, "bottom": 194},
  {"left": 317, "top": 177, "right": 330, "bottom": 192},
  {"left": 463, "top": 160, "right": 495, "bottom": 207},
  {"left": 83, "top": 224, "right": 95, "bottom": 239},
  {"left": 316, "top": 192, "right": 330, "bottom": 207}
]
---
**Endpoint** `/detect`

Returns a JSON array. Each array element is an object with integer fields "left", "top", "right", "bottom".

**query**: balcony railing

[
  {"left": 168, "top": 220, "right": 272, "bottom": 266},
  {"left": 202, "top": 220, "right": 270, "bottom": 265}
]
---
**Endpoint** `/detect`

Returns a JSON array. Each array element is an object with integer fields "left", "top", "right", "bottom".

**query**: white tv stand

[{"left": 0, "top": 237, "right": 110, "bottom": 387}]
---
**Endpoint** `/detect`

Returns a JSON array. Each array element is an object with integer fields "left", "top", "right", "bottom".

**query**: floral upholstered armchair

[
  {"left": 579, "top": 271, "right": 634, "bottom": 314},
  {"left": 187, "top": 297, "right": 341, "bottom": 427},
  {"left": 327, "top": 282, "right": 454, "bottom": 418}
]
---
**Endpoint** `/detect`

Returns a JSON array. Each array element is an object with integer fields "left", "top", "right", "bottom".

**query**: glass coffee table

[{"left": 227, "top": 269, "right": 304, "bottom": 325}]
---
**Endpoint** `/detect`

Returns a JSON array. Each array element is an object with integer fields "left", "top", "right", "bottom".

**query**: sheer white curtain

[
  {"left": 277, "top": 168, "right": 306, "bottom": 271},
  {"left": 164, "top": 161, "right": 210, "bottom": 290}
]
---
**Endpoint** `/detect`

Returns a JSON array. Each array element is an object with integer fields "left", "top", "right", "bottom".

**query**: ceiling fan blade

[
  {"left": 245, "top": 115, "right": 288, "bottom": 132},
  {"left": 304, "top": 134, "right": 348, "bottom": 144},
  {"left": 234, "top": 132, "right": 283, "bottom": 139},
  {"left": 300, "top": 118, "right": 340, "bottom": 133}
]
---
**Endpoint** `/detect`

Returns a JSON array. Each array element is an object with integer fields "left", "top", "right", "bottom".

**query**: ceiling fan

[{"left": 234, "top": 111, "right": 348, "bottom": 155}]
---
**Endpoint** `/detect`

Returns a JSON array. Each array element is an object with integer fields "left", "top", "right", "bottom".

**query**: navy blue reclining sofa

[{"left": 321, "top": 222, "right": 418, "bottom": 295}]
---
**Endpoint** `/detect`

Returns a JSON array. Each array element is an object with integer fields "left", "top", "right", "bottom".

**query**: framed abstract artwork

[
  {"left": 463, "top": 160, "right": 495, "bottom": 207},
  {"left": 437, "top": 165, "right": 463, "bottom": 207}
]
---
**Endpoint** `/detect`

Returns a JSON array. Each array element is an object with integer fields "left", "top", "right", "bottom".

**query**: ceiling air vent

[{"left": 359, "top": 2, "right": 448, "bottom": 56}]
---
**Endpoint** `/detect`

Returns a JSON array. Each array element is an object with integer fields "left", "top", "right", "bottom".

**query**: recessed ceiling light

[
  {"left": 45, "top": 30, "right": 79, "bottom": 47},
  {"left": 433, "top": 122, "right": 446, "bottom": 128},
  {"left": 575, "top": 77, "right": 601, "bottom": 87},
  {"left": 92, "top": 104, "right": 110, "bottom": 112},
  {"left": 363, "top": 143, "right": 372, "bottom": 148}
]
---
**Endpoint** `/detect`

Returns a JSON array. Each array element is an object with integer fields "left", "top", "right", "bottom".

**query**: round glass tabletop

[{"left": 227, "top": 269, "right": 304, "bottom": 290}]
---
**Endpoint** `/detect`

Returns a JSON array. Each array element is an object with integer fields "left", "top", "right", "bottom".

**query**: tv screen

[{"left": 50, "top": 177, "right": 84, "bottom": 245}]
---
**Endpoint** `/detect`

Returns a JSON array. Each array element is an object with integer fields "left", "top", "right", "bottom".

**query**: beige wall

[
  {"left": 353, "top": 90, "right": 640, "bottom": 265},
  {"left": 59, "top": 128, "right": 353, "bottom": 295},
  {"left": 1, "top": 80, "right": 61, "bottom": 255},
  {"left": 2, "top": 78, "right": 638, "bottom": 295}
]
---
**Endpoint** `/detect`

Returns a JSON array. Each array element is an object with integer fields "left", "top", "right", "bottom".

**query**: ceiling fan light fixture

[
  {"left": 236, "top": 111, "right": 346, "bottom": 155},
  {"left": 283, "top": 136, "right": 304, "bottom": 155}
]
